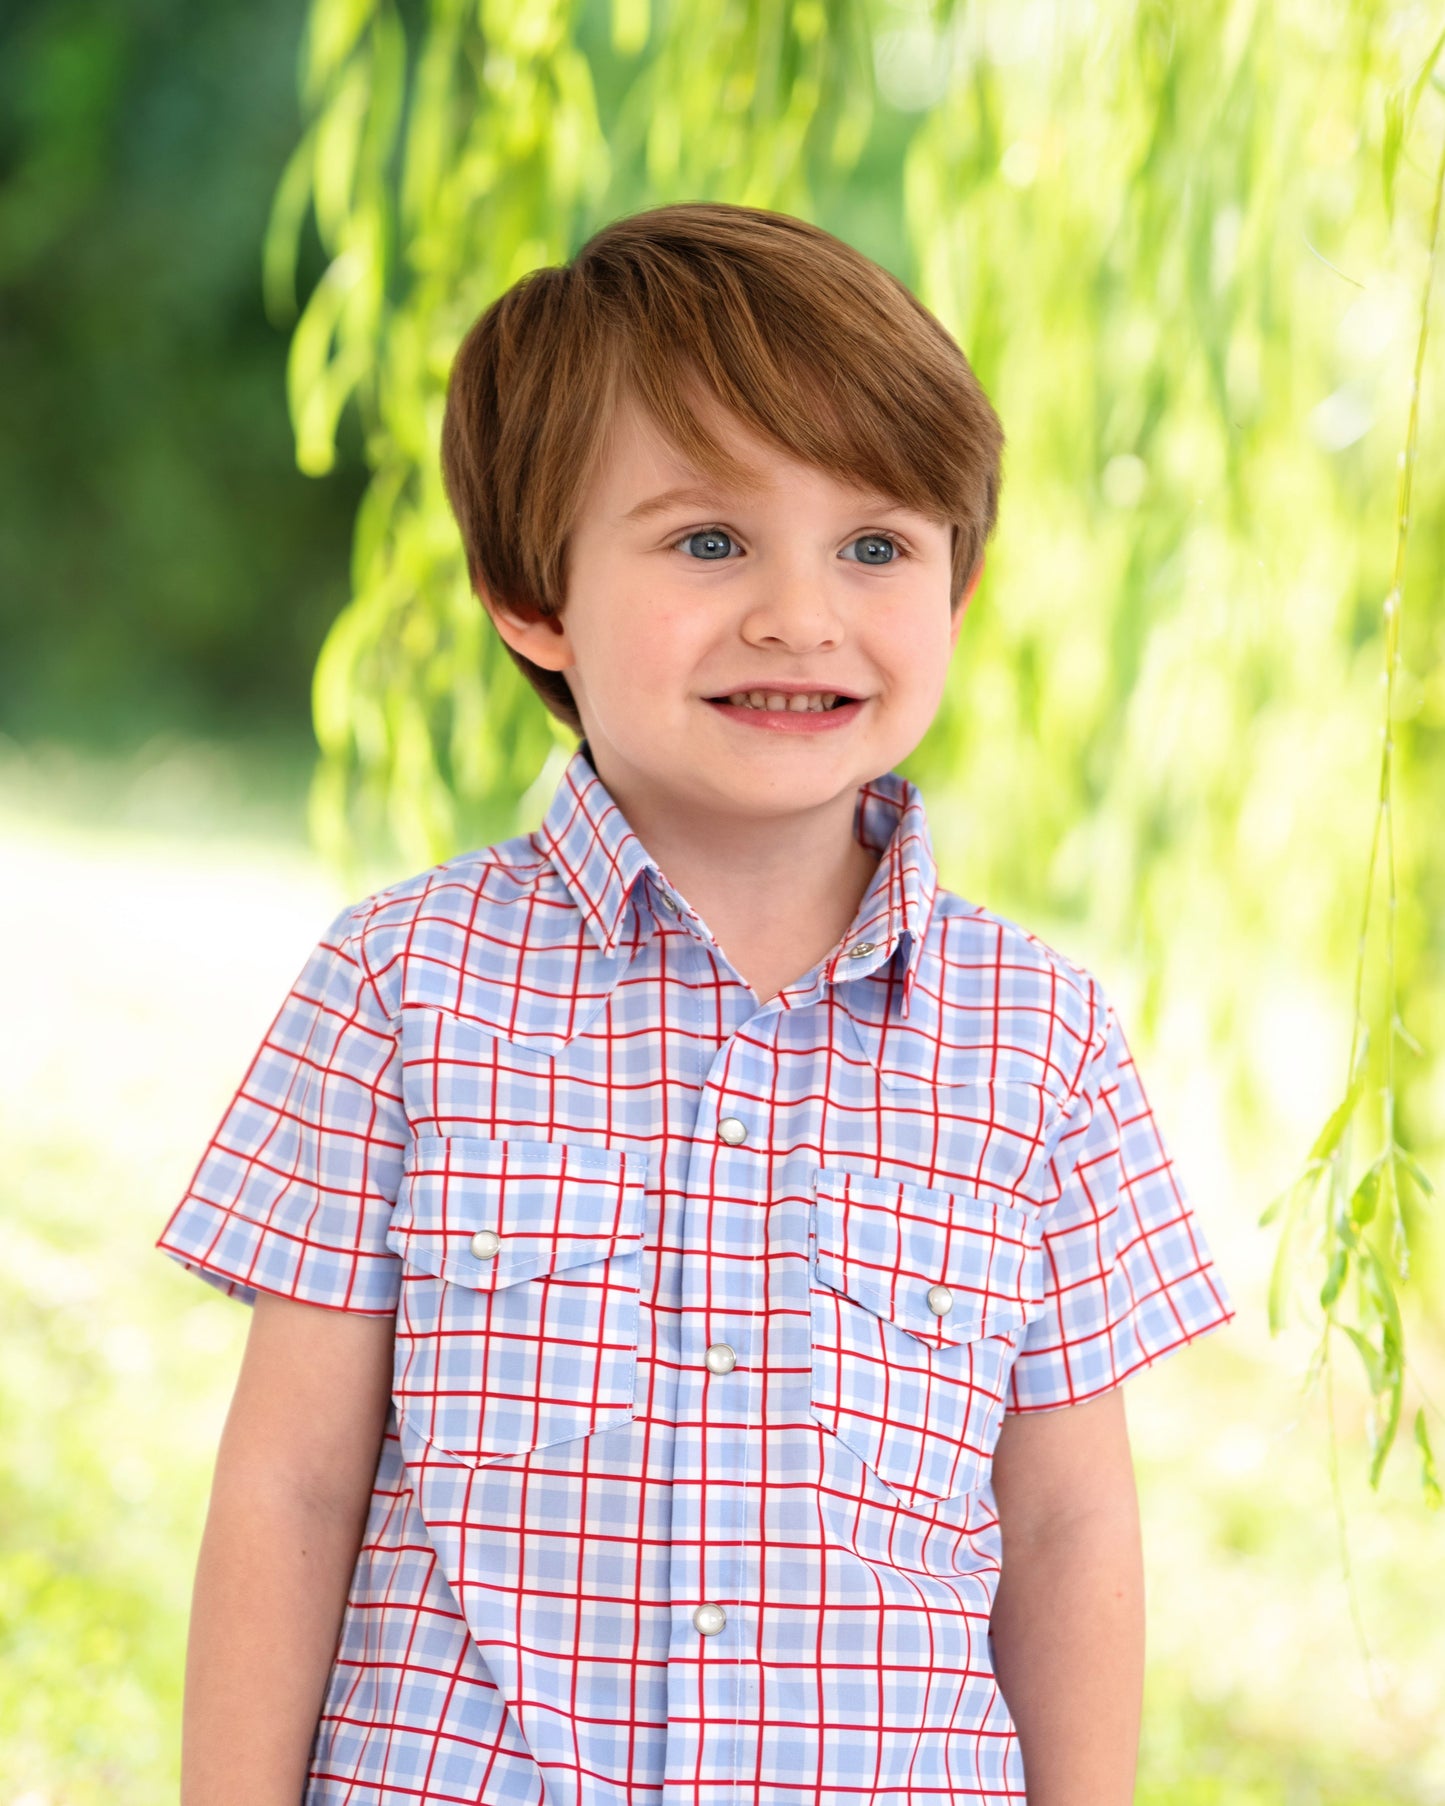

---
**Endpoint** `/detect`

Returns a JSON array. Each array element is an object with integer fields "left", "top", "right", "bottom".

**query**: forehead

[
  {"left": 603, "top": 384, "right": 779, "bottom": 484},
  {"left": 594, "top": 384, "right": 911, "bottom": 520}
]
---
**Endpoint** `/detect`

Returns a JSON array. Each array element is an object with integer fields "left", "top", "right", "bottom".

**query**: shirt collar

[
  {"left": 845, "top": 766, "right": 939, "bottom": 1017},
  {"left": 537, "top": 741, "right": 939, "bottom": 1013},
  {"left": 536, "top": 742, "right": 661, "bottom": 960}
]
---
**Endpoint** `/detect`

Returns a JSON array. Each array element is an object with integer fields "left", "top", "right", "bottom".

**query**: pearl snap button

[
  {"left": 469, "top": 1229, "right": 501, "bottom": 1260},
  {"left": 692, "top": 1602, "right": 727, "bottom": 1636},
  {"left": 705, "top": 1342, "right": 736, "bottom": 1375},
  {"left": 926, "top": 1283, "right": 953, "bottom": 1316},
  {"left": 717, "top": 1116, "right": 748, "bottom": 1145},
  {"left": 846, "top": 941, "right": 876, "bottom": 958}
]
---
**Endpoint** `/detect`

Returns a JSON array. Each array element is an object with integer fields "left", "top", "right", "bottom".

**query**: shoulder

[
  {"left": 322, "top": 829, "right": 560, "bottom": 1014},
  {"left": 917, "top": 887, "right": 1111, "bottom": 1111}
]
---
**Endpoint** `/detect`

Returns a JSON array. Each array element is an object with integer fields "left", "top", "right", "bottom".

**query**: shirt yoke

[{"left": 332, "top": 834, "right": 1105, "bottom": 1130}]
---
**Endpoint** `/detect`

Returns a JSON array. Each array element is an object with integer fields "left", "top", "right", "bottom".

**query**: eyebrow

[
  {"left": 620, "top": 482, "right": 922, "bottom": 526},
  {"left": 620, "top": 483, "right": 750, "bottom": 525}
]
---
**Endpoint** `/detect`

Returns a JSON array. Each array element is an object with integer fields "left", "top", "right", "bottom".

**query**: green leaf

[
  {"left": 1266, "top": 1167, "right": 1320, "bottom": 1335},
  {"left": 1301, "top": 1329, "right": 1329, "bottom": 1398},
  {"left": 1383, "top": 88, "right": 1405, "bottom": 225},
  {"left": 1394, "top": 1145, "right": 1436, "bottom": 1202},
  {"left": 1305, "top": 1032, "right": 1369, "bottom": 1165},
  {"left": 1405, "top": 27, "right": 1445, "bottom": 131},
  {"left": 1360, "top": 1243, "right": 1405, "bottom": 1372},
  {"left": 303, "top": 0, "right": 380, "bottom": 111},
  {"left": 1348, "top": 1157, "right": 1385, "bottom": 1229},
  {"left": 1415, "top": 1409, "right": 1442, "bottom": 1511},
  {"left": 312, "top": 62, "right": 371, "bottom": 252},
  {"left": 1258, "top": 1159, "right": 1325, "bottom": 1227},
  {"left": 1392, "top": 1012, "right": 1424, "bottom": 1057},
  {"left": 1341, "top": 1325, "right": 1383, "bottom": 1396},
  {"left": 1319, "top": 1245, "right": 1349, "bottom": 1309},
  {"left": 262, "top": 127, "right": 319, "bottom": 329},
  {"left": 1360, "top": 1244, "right": 1406, "bottom": 1487},
  {"left": 1368, "top": 1371, "right": 1404, "bottom": 1492},
  {"left": 1384, "top": 24, "right": 1445, "bottom": 226},
  {"left": 1257, "top": 1188, "right": 1287, "bottom": 1228}
]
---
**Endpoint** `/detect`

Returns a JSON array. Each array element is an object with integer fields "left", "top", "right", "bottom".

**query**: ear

[
  {"left": 950, "top": 551, "right": 986, "bottom": 649},
  {"left": 475, "top": 577, "right": 575, "bottom": 675}
]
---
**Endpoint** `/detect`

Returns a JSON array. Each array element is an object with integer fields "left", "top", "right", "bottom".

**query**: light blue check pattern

[{"left": 158, "top": 742, "right": 1237, "bottom": 1804}]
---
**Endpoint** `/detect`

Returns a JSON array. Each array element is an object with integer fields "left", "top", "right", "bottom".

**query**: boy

[{"left": 158, "top": 201, "right": 1236, "bottom": 1805}]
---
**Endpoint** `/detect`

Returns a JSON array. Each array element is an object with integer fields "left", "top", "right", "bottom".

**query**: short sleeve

[
  {"left": 1006, "top": 981, "right": 1237, "bottom": 1412},
  {"left": 154, "top": 903, "right": 406, "bottom": 1315}
]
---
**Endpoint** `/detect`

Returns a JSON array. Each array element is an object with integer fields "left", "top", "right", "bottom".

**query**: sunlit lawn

[{"left": 2, "top": 742, "right": 1442, "bottom": 1804}]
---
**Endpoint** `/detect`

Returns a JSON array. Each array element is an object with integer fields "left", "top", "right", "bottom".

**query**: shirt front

[{"left": 157, "top": 742, "right": 1237, "bottom": 1806}]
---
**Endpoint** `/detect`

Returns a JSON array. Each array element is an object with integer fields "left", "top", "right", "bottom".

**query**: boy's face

[{"left": 487, "top": 383, "right": 980, "bottom": 832}]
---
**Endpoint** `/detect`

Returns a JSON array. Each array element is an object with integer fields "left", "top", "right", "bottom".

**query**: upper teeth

[{"left": 722, "top": 692, "right": 841, "bottom": 711}]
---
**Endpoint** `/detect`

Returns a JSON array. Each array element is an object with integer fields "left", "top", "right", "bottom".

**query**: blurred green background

[{"left": 3, "top": 0, "right": 1444, "bottom": 1799}]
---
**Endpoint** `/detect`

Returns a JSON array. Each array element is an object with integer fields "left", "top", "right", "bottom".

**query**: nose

[{"left": 738, "top": 555, "right": 844, "bottom": 652}]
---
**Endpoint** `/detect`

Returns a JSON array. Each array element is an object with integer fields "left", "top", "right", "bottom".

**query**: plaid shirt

[{"left": 158, "top": 742, "right": 1236, "bottom": 1805}]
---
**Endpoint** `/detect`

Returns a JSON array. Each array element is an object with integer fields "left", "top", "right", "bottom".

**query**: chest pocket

[
  {"left": 809, "top": 1167, "right": 1044, "bottom": 1510},
  {"left": 386, "top": 1135, "right": 646, "bottom": 1468}
]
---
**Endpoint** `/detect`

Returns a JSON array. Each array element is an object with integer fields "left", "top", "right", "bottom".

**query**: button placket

[{"left": 669, "top": 1044, "right": 759, "bottom": 1732}]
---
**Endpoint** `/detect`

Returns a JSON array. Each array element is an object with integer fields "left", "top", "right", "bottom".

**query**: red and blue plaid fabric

[{"left": 157, "top": 741, "right": 1236, "bottom": 1805}]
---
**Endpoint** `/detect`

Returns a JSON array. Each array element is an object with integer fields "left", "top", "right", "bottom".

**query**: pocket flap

[
  {"left": 812, "top": 1167, "right": 1042, "bottom": 1348},
  {"left": 388, "top": 1135, "right": 646, "bottom": 1291}
]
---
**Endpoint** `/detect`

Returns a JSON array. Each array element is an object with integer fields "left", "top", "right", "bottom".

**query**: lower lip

[{"left": 704, "top": 698, "right": 865, "bottom": 733}]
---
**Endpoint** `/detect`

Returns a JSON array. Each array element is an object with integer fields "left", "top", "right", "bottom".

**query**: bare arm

[
  {"left": 988, "top": 1386, "right": 1145, "bottom": 1806},
  {"left": 181, "top": 1291, "right": 395, "bottom": 1805}
]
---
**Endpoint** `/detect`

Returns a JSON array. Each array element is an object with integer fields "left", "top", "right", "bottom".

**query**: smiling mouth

[{"left": 703, "top": 691, "right": 860, "bottom": 713}]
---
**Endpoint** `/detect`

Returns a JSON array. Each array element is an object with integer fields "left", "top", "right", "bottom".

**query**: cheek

[
  {"left": 570, "top": 592, "right": 697, "bottom": 706},
  {"left": 878, "top": 605, "right": 955, "bottom": 698}
]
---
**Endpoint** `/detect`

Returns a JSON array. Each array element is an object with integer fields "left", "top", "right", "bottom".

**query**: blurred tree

[
  {"left": 0, "top": 0, "right": 365, "bottom": 750},
  {"left": 269, "top": 0, "right": 1444, "bottom": 1509}
]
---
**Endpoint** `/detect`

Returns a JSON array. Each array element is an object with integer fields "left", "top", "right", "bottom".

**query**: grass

[{"left": 1, "top": 742, "right": 1441, "bottom": 1804}]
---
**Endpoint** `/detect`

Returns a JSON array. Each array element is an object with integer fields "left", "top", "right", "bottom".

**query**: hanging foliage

[{"left": 265, "top": 0, "right": 1443, "bottom": 1521}]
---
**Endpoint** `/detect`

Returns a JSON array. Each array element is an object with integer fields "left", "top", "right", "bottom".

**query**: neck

[{"left": 584, "top": 749, "right": 885, "bottom": 1000}]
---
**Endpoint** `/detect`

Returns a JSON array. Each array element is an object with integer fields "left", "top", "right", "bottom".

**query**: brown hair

[{"left": 440, "top": 201, "right": 1005, "bottom": 736}]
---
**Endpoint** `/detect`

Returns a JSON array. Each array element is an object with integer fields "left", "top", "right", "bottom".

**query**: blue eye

[
  {"left": 843, "top": 534, "right": 900, "bottom": 565},
  {"left": 677, "top": 528, "right": 737, "bottom": 560}
]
